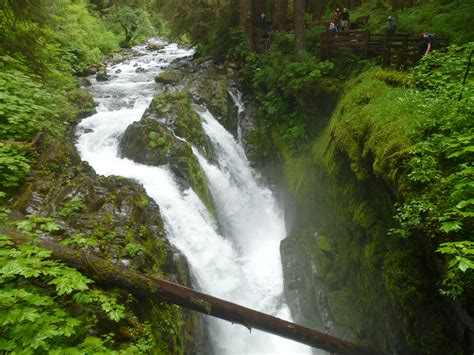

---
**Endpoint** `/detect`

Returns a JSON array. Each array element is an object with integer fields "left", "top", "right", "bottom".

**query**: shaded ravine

[{"left": 76, "top": 39, "right": 314, "bottom": 354}]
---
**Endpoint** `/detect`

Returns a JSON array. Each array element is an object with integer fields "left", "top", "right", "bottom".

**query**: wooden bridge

[{"left": 320, "top": 31, "right": 448, "bottom": 68}]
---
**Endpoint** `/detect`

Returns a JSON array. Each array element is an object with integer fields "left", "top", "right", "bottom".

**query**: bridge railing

[{"left": 320, "top": 31, "right": 447, "bottom": 67}]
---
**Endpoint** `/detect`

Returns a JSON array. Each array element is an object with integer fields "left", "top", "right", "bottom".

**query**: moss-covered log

[{"left": 3, "top": 227, "right": 380, "bottom": 355}]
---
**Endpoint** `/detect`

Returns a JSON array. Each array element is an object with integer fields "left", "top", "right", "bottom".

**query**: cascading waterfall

[
  {"left": 76, "top": 39, "right": 313, "bottom": 354},
  {"left": 228, "top": 89, "right": 245, "bottom": 144}
]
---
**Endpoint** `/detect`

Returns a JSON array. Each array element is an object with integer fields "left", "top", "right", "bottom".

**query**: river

[{"left": 76, "top": 39, "right": 313, "bottom": 354}]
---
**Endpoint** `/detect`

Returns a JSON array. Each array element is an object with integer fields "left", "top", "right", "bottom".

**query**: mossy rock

[
  {"left": 119, "top": 116, "right": 215, "bottom": 216},
  {"left": 120, "top": 117, "right": 184, "bottom": 166},
  {"left": 154, "top": 69, "right": 184, "bottom": 85},
  {"left": 67, "top": 88, "right": 97, "bottom": 119},
  {"left": 143, "top": 91, "right": 212, "bottom": 156},
  {"left": 327, "top": 288, "right": 358, "bottom": 327},
  {"left": 189, "top": 75, "right": 230, "bottom": 121}
]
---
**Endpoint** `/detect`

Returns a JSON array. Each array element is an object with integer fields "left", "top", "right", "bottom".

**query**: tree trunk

[
  {"left": 274, "top": 0, "right": 288, "bottom": 31},
  {"left": 310, "top": 0, "right": 323, "bottom": 22},
  {"left": 239, "top": 0, "right": 256, "bottom": 51},
  {"left": 4, "top": 228, "right": 380, "bottom": 355},
  {"left": 294, "top": 0, "right": 305, "bottom": 51},
  {"left": 252, "top": 0, "right": 265, "bottom": 27}
]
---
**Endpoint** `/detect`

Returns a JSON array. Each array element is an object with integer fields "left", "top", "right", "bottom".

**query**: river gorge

[{"left": 75, "top": 39, "right": 316, "bottom": 354}]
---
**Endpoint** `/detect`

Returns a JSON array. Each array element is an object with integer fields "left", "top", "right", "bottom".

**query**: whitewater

[{"left": 75, "top": 39, "right": 313, "bottom": 354}]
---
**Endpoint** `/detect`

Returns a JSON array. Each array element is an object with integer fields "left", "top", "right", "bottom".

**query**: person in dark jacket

[
  {"left": 340, "top": 8, "right": 350, "bottom": 31},
  {"left": 328, "top": 22, "right": 338, "bottom": 33},
  {"left": 419, "top": 32, "right": 434, "bottom": 56}
]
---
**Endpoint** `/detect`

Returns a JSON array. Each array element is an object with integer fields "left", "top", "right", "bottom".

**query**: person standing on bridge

[
  {"left": 386, "top": 16, "right": 397, "bottom": 35},
  {"left": 419, "top": 32, "right": 434, "bottom": 56},
  {"left": 261, "top": 12, "right": 266, "bottom": 29},
  {"left": 340, "top": 8, "right": 350, "bottom": 31},
  {"left": 332, "top": 8, "right": 341, "bottom": 30}
]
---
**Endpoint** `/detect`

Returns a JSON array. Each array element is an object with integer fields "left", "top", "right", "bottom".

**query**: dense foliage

[
  {"left": 0, "top": 216, "right": 155, "bottom": 353},
  {"left": 393, "top": 44, "right": 474, "bottom": 302},
  {"left": 243, "top": 32, "right": 337, "bottom": 153},
  {"left": 0, "top": 0, "right": 118, "bottom": 198},
  {"left": 0, "top": 1, "right": 172, "bottom": 352}
]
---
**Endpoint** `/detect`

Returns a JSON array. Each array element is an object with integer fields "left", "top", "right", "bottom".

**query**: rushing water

[{"left": 76, "top": 39, "right": 313, "bottom": 354}]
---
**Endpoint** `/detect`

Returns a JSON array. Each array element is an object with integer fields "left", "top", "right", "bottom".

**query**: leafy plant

[
  {"left": 124, "top": 242, "right": 142, "bottom": 258},
  {"left": 148, "top": 131, "right": 167, "bottom": 150},
  {"left": 0, "top": 143, "right": 33, "bottom": 195},
  {"left": 390, "top": 43, "right": 474, "bottom": 302},
  {"left": 246, "top": 33, "right": 336, "bottom": 153},
  {"left": 62, "top": 233, "right": 99, "bottom": 248},
  {"left": 0, "top": 233, "right": 127, "bottom": 352},
  {"left": 15, "top": 215, "right": 62, "bottom": 234},
  {"left": 59, "top": 196, "right": 86, "bottom": 218},
  {"left": 437, "top": 241, "right": 474, "bottom": 299}
]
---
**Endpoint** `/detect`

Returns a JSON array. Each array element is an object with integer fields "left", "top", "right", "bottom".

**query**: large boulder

[
  {"left": 120, "top": 112, "right": 215, "bottom": 216},
  {"left": 95, "top": 66, "right": 110, "bottom": 81},
  {"left": 154, "top": 69, "right": 184, "bottom": 85},
  {"left": 143, "top": 91, "right": 212, "bottom": 156}
]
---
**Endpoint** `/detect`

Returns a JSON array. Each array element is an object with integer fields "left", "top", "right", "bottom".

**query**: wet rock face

[
  {"left": 13, "top": 134, "right": 174, "bottom": 278},
  {"left": 10, "top": 133, "right": 203, "bottom": 353},
  {"left": 280, "top": 233, "right": 358, "bottom": 343},
  {"left": 280, "top": 236, "right": 324, "bottom": 330}
]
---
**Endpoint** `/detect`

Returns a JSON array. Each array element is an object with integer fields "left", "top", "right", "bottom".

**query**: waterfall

[
  {"left": 228, "top": 89, "right": 245, "bottom": 144},
  {"left": 75, "top": 39, "right": 313, "bottom": 354}
]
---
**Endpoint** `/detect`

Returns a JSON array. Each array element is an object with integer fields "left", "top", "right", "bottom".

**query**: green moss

[
  {"left": 148, "top": 302, "right": 184, "bottom": 354},
  {"left": 151, "top": 92, "right": 208, "bottom": 150},
  {"left": 316, "top": 235, "right": 334, "bottom": 253},
  {"left": 277, "top": 69, "right": 466, "bottom": 352},
  {"left": 154, "top": 69, "right": 184, "bottom": 85},
  {"left": 327, "top": 288, "right": 358, "bottom": 327},
  {"left": 191, "top": 299, "right": 212, "bottom": 315},
  {"left": 185, "top": 156, "right": 215, "bottom": 217}
]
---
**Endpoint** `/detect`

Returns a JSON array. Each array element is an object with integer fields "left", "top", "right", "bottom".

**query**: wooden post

[
  {"left": 384, "top": 33, "right": 390, "bottom": 66},
  {"left": 364, "top": 31, "right": 370, "bottom": 58},
  {"left": 3, "top": 228, "right": 381, "bottom": 355}
]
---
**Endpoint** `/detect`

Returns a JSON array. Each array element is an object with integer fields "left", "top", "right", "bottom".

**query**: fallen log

[{"left": 2, "top": 228, "right": 381, "bottom": 354}]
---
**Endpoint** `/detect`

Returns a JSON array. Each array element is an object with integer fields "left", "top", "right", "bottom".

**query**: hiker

[
  {"left": 340, "top": 8, "right": 350, "bottom": 31},
  {"left": 386, "top": 16, "right": 396, "bottom": 34},
  {"left": 419, "top": 32, "right": 434, "bottom": 56},
  {"left": 332, "top": 8, "right": 341, "bottom": 29},
  {"left": 328, "top": 22, "right": 338, "bottom": 33},
  {"left": 261, "top": 12, "right": 266, "bottom": 28}
]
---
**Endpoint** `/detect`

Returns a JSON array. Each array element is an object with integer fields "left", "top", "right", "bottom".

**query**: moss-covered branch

[{"left": 2, "top": 227, "right": 380, "bottom": 355}]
